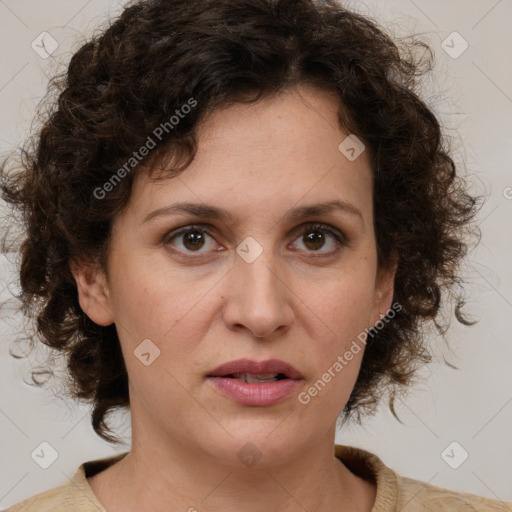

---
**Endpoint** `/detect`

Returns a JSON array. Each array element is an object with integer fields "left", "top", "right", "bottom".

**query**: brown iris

[{"left": 303, "top": 230, "right": 325, "bottom": 251}]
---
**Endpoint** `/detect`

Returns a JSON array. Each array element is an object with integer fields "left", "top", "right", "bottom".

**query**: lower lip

[{"left": 207, "top": 377, "right": 303, "bottom": 406}]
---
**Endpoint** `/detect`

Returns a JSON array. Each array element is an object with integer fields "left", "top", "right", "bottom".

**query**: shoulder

[
  {"left": 334, "top": 444, "right": 512, "bottom": 512},
  {"left": 4, "top": 452, "right": 128, "bottom": 512},
  {"left": 4, "top": 482, "right": 87, "bottom": 512},
  {"left": 396, "top": 475, "right": 512, "bottom": 511}
]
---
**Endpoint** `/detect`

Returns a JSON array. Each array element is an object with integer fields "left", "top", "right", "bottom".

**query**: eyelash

[{"left": 162, "top": 222, "right": 348, "bottom": 258}]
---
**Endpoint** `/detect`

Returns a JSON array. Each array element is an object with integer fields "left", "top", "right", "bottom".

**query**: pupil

[
  {"left": 305, "top": 231, "right": 323, "bottom": 250},
  {"left": 184, "top": 232, "right": 204, "bottom": 250}
]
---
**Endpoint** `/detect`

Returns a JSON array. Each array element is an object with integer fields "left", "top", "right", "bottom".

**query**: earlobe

[{"left": 69, "top": 258, "right": 114, "bottom": 327}]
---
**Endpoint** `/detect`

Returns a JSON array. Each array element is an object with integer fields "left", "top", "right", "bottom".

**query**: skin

[{"left": 71, "top": 83, "right": 396, "bottom": 512}]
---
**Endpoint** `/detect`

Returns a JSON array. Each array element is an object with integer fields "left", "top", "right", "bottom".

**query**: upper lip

[{"left": 208, "top": 358, "right": 303, "bottom": 380}]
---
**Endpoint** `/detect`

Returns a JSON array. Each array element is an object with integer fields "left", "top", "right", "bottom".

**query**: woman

[{"left": 1, "top": 0, "right": 510, "bottom": 510}]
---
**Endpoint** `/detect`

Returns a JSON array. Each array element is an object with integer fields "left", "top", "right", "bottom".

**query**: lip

[
  {"left": 208, "top": 358, "right": 303, "bottom": 380},
  {"left": 207, "top": 358, "right": 304, "bottom": 406}
]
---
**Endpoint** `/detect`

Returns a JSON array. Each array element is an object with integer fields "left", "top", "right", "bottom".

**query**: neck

[{"left": 88, "top": 426, "right": 375, "bottom": 512}]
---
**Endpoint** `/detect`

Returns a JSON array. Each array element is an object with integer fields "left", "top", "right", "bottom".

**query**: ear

[
  {"left": 370, "top": 254, "right": 398, "bottom": 326},
  {"left": 69, "top": 257, "right": 114, "bottom": 326}
]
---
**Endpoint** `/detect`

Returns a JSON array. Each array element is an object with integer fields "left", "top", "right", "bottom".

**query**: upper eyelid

[{"left": 167, "top": 221, "right": 343, "bottom": 236}]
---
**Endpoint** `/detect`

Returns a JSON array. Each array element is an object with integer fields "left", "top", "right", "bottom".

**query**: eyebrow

[{"left": 142, "top": 199, "right": 364, "bottom": 226}]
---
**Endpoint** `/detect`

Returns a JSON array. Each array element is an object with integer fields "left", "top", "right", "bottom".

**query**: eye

[
  {"left": 290, "top": 223, "right": 347, "bottom": 256},
  {"left": 162, "top": 222, "right": 347, "bottom": 257},
  {"left": 163, "top": 225, "right": 220, "bottom": 254}
]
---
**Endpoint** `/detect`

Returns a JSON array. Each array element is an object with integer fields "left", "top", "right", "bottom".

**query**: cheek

[
  {"left": 292, "top": 265, "right": 376, "bottom": 401},
  {"left": 302, "top": 266, "right": 377, "bottom": 346},
  {"left": 106, "top": 252, "right": 222, "bottom": 387},
  {"left": 107, "top": 251, "right": 201, "bottom": 339}
]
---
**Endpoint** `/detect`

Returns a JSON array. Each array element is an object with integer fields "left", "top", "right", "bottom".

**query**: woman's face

[{"left": 75, "top": 84, "right": 396, "bottom": 467}]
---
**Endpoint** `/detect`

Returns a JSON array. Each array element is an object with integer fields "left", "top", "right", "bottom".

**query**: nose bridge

[
  {"left": 224, "top": 237, "right": 292, "bottom": 337},
  {"left": 239, "top": 248, "right": 279, "bottom": 300}
]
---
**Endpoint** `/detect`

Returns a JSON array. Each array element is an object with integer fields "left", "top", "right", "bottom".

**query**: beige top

[{"left": 5, "top": 444, "right": 512, "bottom": 511}]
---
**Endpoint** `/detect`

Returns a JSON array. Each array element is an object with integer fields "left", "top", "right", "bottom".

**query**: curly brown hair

[{"left": 0, "top": 0, "right": 480, "bottom": 444}]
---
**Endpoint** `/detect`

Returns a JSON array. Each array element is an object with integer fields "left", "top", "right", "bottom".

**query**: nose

[{"left": 222, "top": 247, "right": 294, "bottom": 339}]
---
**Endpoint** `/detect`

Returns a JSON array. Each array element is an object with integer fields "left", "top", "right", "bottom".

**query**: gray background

[{"left": 1, "top": 0, "right": 511, "bottom": 508}]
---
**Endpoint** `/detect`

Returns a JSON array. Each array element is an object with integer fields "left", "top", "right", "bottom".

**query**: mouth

[
  {"left": 207, "top": 358, "right": 303, "bottom": 381},
  {"left": 206, "top": 359, "right": 304, "bottom": 406},
  {"left": 222, "top": 372, "right": 289, "bottom": 383}
]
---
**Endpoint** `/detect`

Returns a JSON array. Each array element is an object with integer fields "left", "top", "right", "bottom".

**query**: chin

[{"left": 202, "top": 422, "right": 314, "bottom": 469}]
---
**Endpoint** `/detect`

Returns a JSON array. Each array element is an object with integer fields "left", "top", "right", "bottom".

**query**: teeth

[{"left": 232, "top": 373, "right": 280, "bottom": 383}]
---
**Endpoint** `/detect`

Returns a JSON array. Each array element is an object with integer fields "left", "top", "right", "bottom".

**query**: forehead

[
  {"left": 192, "top": 84, "right": 353, "bottom": 166},
  {"left": 130, "top": 84, "right": 373, "bottom": 222}
]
